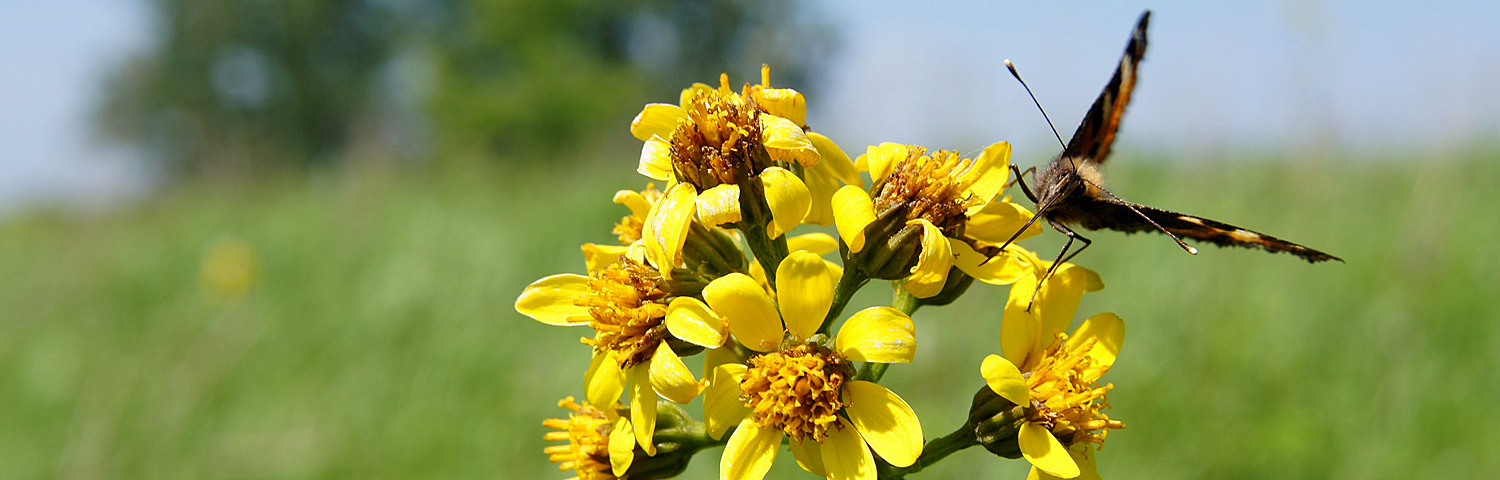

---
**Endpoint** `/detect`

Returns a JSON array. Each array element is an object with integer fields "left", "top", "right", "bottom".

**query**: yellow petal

[
  {"left": 750, "top": 66, "right": 807, "bottom": 125},
  {"left": 614, "top": 188, "right": 655, "bottom": 218},
  {"left": 666, "top": 297, "right": 728, "bottom": 348},
  {"left": 748, "top": 258, "right": 769, "bottom": 290},
  {"left": 752, "top": 89, "right": 807, "bottom": 127},
  {"left": 843, "top": 381, "right": 922, "bottom": 468},
  {"left": 629, "top": 365, "right": 658, "bottom": 455},
  {"left": 638, "top": 135, "right": 675, "bottom": 181},
  {"left": 789, "top": 437, "right": 828, "bottom": 477},
  {"left": 1027, "top": 448, "right": 1103, "bottom": 480},
  {"left": 1066, "top": 312, "right": 1124, "bottom": 369},
  {"left": 705, "top": 364, "right": 750, "bottom": 440},
  {"left": 980, "top": 354, "right": 1030, "bottom": 405},
  {"left": 680, "top": 82, "right": 713, "bottom": 106},
  {"left": 788, "top": 232, "right": 838, "bottom": 255},
  {"left": 760, "top": 167, "right": 811, "bottom": 238},
  {"left": 832, "top": 185, "right": 876, "bottom": 253},
  {"left": 703, "top": 273, "right": 782, "bottom": 352},
  {"left": 625, "top": 240, "right": 649, "bottom": 265},
  {"left": 1081, "top": 265, "right": 1105, "bottom": 292},
  {"left": 950, "top": 238, "right": 1030, "bottom": 285},
  {"left": 642, "top": 183, "right": 696, "bottom": 276},
  {"left": 1020, "top": 423, "right": 1080, "bottom": 478},
  {"left": 585, "top": 351, "right": 624, "bottom": 408},
  {"left": 649, "top": 345, "right": 702, "bottom": 404},
  {"left": 631, "top": 103, "right": 687, "bottom": 141},
  {"left": 1071, "top": 446, "right": 1103, "bottom": 480},
  {"left": 808, "top": 132, "right": 862, "bottom": 187},
  {"left": 610, "top": 416, "right": 636, "bottom": 476},
  {"left": 835, "top": 307, "right": 915, "bottom": 363},
  {"left": 858, "top": 143, "right": 908, "bottom": 183},
  {"left": 965, "top": 200, "right": 1042, "bottom": 245},
  {"left": 581, "top": 243, "right": 628, "bottom": 275},
  {"left": 1035, "top": 264, "right": 1090, "bottom": 340},
  {"left": 697, "top": 184, "right": 743, "bottom": 227},
  {"left": 802, "top": 162, "right": 840, "bottom": 226},
  {"left": 760, "top": 114, "right": 820, "bottom": 167},
  {"left": 721, "top": 419, "right": 782, "bottom": 480},
  {"left": 776, "top": 251, "right": 837, "bottom": 342},
  {"left": 963, "top": 141, "right": 1012, "bottom": 213},
  {"left": 820, "top": 417, "right": 877, "bottom": 480},
  {"left": 902, "top": 219, "right": 953, "bottom": 299},
  {"left": 1002, "top": 274, "right": 1042, "bottom": 368},
  {"left": 515, "top": 274, "right": 591, "bottom": 325}
]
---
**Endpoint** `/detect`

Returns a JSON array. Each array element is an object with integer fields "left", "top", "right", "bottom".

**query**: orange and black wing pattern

[
  {"left": 1072, "top": 196, "right": 1342, "bottom": 263},
  {"left": 1062, "top": 11, "right": 1150, "bottom": 164}
]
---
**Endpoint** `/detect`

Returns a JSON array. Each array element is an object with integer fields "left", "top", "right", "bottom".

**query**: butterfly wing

[
  {"left": 1061, "top": 11, "right": 1150, "bottom": 164},
  {"left": 1071, "top": 196, "right": 1342, "bottom": 263}
]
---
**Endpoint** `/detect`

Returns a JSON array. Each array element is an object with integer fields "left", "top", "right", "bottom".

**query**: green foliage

[
  {"left": 425, "top": 0, "right": 831, "bottom": 160},
  {"left": 99, "top": 0, "right": 433, "bottom": 175},
  {"left": 5, "top": 153, "right": 1494, "bottom": 478},
  {"left": 98, "top": 0, "right": 831, "bottom": 176}
]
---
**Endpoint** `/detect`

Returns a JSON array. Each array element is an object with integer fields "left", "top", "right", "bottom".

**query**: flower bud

[
  {"left": 846, "top": 206, "right": 924, "bottom": 279},
  {"left": 967, "top": 384, "right": 1027, "bottom": 459}
]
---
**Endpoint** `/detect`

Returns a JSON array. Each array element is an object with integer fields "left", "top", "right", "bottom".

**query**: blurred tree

[
  {"left": 98, "top": 0, "right": 831, "bottom": 177},
  {"left": 98, "top": 0, "right": 442, "bottom": 177},
  {"left": 427, "top": 0, "right": 832, "bottom": 159}
]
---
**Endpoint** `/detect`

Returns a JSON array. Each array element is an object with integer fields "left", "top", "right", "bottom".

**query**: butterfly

[{"left": 1001, "top": 10, "right": 1341, "bottom": 289}]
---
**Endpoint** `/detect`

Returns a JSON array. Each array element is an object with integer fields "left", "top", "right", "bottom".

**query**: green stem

[
  {"left": 818, "top": 259, "right": 868, "bottom": 336},
  {"left": 879, "top": 423, "right": 979, "bottom": 479},
  {"left": 855, "top": 362, "right": 889, "bottom": 382},
  {"left": 892, "top": 287, "right": 919, "bottom": 316},
  {"left": 741, "top": 221, "right": 788, "bottom": 289}
]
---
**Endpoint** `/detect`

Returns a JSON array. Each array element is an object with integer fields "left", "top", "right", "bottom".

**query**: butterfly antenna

[{"left": 1005, "top": 59, "right": 1067, "bottom": 150}]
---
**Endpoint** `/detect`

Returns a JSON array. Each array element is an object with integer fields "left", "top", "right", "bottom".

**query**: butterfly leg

[
  {"left": 1026, "top": 220, "right": 1092, "bottom": 310},
  {"left": 995, "top": 164, "right": 1046, "bottom": 254},
  {"left": 1005, "top": 165, "right": 1037, "bottom": 191},
  {"left": 1008, "top": 164, "right": 1039, "bottom": 202}
]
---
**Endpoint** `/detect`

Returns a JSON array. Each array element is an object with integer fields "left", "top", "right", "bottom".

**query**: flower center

[
  {"left": 668, "top": 79, "right": 769, "bottom": 191},
  {"left": 1025, "top": 333, "right": 1126, "bottom": 447},
  {"left": 542, "top": 397, "right": 616, "bottom": 480},
  {"left": 739, "top": 344, "right": 855, "bottom": 442},
  {"left": 577, "top": 258, "right": 670, "bottom": 368},
  {"left": 873, "top": 148, "right": 975, "bottom": 235}
]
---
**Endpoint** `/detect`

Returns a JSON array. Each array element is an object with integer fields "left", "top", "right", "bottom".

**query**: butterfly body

[{"left": 1008, "top": 10, "right": 1341, "bottom": 268}]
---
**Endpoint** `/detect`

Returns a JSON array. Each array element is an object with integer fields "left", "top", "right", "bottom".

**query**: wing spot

[
  {"left": 1229, "top": 229, "right": 1261, "bottom": 242},
  {"left": 1178, "top": 216, "right": 1205, "bottom": 226}
]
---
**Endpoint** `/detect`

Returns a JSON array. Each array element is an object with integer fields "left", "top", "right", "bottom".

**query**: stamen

[
  {"left": 739, "top": 344, "right": 855, "bottom": 442},
  {"left": 577, "top": 259, "right": 671, "bottom": 368}
]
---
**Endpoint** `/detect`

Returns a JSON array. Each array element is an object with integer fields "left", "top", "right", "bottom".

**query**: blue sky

[{"left": 2, "top": 1, "right": 1497, "bottom": 210}]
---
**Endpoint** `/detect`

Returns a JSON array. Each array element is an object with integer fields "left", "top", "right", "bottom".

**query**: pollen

[
  {"left": 578, "top": 258, "right": 671, "bottom": 369},
  {"left": 542, "top": 396, "right": 618, "bottom": 480},
  {"left": 668, "top": 88, "right": 765, "bottom": 190},
  {"left": 739, "top": 344, "right": 856, "bottom": 442},
  {"left": 1025, "top": 333, "right": 1126, "bottom": 448},
  {"left": 873, "top": 148, "right": 977, "bottom": 234}
]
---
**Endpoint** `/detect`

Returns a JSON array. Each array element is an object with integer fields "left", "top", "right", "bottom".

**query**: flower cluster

[{"left": 518, "top": 66, "right": 1128, "bottom": 480}]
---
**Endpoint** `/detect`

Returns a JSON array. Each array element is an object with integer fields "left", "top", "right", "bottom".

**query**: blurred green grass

[{"left": 2, "top": 152, "right": 1497, "bottom": 478}]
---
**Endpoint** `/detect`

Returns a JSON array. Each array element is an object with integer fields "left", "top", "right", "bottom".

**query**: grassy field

[{"left": 1, "top": 151, "right": 1497, "bottom": 479}]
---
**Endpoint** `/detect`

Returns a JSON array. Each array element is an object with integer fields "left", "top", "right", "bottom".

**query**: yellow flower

[
  {"left": 543, "top": 396, "right": 637, "bottom": 480},
  {"left": 515, "top": 259, "right": 705, "bottom": 454},
  {"left": 630, "top": 68, "right": 820, "bottom": 246},
  {"left": 832, "top": 142, "right": 1041, "bottom": 298},
  {"left": 582, "top": 184, "right": 664, "bottom": 274},
  {"left": 200, "top": 235, "right": 258, "bottom": 302},
  {"left": 663, "top": 251, "right": 923, "bottom": 480},
  {"left": 979, "top": 254, "right": 1122, "bottom": 480}
]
